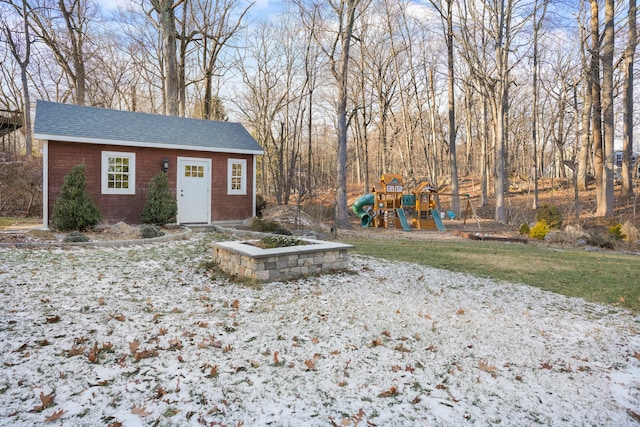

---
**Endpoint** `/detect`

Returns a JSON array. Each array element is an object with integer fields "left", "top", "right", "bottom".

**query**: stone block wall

[{"left": 211, "top": 239, "right": 353, "bottom": 282}]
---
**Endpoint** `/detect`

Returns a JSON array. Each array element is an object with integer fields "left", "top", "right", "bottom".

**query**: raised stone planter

[{"left": 211, "top": 238, "right": 353, "bottom": 282}]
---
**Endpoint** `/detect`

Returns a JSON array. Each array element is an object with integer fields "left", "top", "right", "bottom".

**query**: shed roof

[{"left": 33, "top": 100, "right": 263, "bottom": 155}]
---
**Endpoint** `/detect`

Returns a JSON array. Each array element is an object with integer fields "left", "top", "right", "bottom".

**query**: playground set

[{"left": 352, "top": 174, "right": 469, "bottom": 232}]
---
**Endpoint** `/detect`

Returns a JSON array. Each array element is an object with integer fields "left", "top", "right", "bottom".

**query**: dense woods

[{"left": 1, "top": 0, "right": 638, "bottom": 222}]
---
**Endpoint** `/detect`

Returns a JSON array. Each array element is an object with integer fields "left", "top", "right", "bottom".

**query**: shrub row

[{"left": 52, "top": 164, "right": 177, "bottom": 231}]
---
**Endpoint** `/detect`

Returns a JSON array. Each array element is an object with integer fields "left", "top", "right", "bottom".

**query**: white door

[{"left": 177, "top": 157, "right": 211, "bottom": 224}]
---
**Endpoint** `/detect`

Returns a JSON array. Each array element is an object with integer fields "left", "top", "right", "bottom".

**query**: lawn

[
  {"left": 1, "top": 233, "right": 639, "bottom": 425},
  {"left": 340, "top": 235, "right": 640, "bottom": 311}
]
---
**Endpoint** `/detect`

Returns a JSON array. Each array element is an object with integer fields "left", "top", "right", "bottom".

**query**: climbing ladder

[{"left": 385, "top": 210, "right": 396, "bottom": 229}]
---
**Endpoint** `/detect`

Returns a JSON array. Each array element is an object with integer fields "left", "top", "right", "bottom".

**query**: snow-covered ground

[{"left": 1, "top": 233, "right": 639, "bottom": 426}]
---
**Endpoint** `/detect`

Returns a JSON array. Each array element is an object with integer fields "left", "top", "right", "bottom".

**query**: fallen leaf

[
  {"left": 479, "top": 360, "right": 497, "bottom": 376},
  {"left": 394, "top": 343, "right": 411, "bottom": 353},
  {"left": 311, "top": 337, "right": 320, "bottom": 344},
  {"left": 304, "top": 358, "right": 317, "bottom": 370},
  {"left": 411, "top": 394, "right": 421, "bottom": 404},
  {"left": 13, "top": 343, "right": 28, "bottom": 352},
  {"left": 134, "top": 348, "right": 158, "bottom": 360},
  {"left": 33, "top": 391, "right": 54, "bottom": 412},
  {"left": 129, "top": 339, "right": 140, "bottom": 355},
  {"left": 131, "top": 406, "right": 151, "bottom": 417},
  {"left": 168, "top": 339, "right": 183, "bottom": 351},
  {"left": 456, "top": 308, "right": 465, "bottom": 315},
  {"left": 273, "top": 351, "right": 280, "bottom": 365},
  {"left": 46, "top": 315, "right": 61, "bottom": 324},
  {"left": 540, "top": 362, "right": 553, "bottom": 370},
  {"left": 87, "top": 342, "right": 99, "bottom": 363},
  {"left": 64, "top": 345, "right": 85, "bottom": 357},
  {"left": 231, "top": 299, "right": 240, "bottom": 310},
  {"left": 627, "top": 409, "right": 640, "bottom": 422},
  {"left": 45, "top": 409, "right": 66, "bottom": 423},
  {"left": 634, "top": 351, "right": 640, "bottom": 361},
  {"left": 378, "top": 385, "right": 398, "bottom": 398}
]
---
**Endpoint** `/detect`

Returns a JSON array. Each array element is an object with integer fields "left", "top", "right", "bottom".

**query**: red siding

[{"left": 47, "top": 141, "right": 255, "bottom": 226}]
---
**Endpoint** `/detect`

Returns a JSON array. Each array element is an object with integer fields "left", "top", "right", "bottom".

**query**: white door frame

[{"left": 176, "top": 157, "right": 211, "bottom": 224}]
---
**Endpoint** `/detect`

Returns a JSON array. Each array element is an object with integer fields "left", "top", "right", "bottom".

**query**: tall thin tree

[{"left": 621, "top": 0, "right": 637, "bottom": 201}]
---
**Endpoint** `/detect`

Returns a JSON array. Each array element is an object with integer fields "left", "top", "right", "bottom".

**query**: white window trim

[
  {"left": 227, "top": 158, "right": 246, "bottom": 195},
  {"left": 102, "top": 151, "right": 136, "bottom": 195}
]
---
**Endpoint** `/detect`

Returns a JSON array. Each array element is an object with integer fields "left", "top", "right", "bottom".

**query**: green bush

[
  {"left": 140, "top": 224, "right": 164, "bottom": 239},
  {"left": 519, "top": 223, "right": 530, "bottom": 236},
  {"left": 64, "top": 231, "right": 90, "bottom": 243},
  {"left": 535, "top": 204, "right": 563, "bottom": 230},
  {"left": 608, "top": 224, "right": 627, "bottom": 241},
  {"left": 257, "top": 235, "right": 305, "bottom": 249},
  {"left": 529, "top": 220, "right": 550, "bottom": 240},
  {"left": 141, "top": 172, "right": 177, "bottom": 226},
  {"left": 249, "top": 217, "right": 280, "bottom": 232},
  {"left": 586, "top": 232, "right": 615, "bottom": 249},
  {"left": 51, "top": 164, "right": 101, "bottom": 231}
]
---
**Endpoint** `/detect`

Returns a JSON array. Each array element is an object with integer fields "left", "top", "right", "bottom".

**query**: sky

[{"left": 96, "top": 0, "right": 284, "bottom": 15}]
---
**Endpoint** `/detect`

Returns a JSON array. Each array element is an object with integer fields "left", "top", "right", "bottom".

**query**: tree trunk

[
  {"left": 590, "top": 0, "right": 604, "bottom": 215},
  {"left": 445, "top": 0, "right": 460, "bottom": 215},
  {"left": 151, "top": 0, "right": 181, "bottom": 116},
  {"left": 333, "top": 0, "right": 361, "bottom": 229},
  {"left": 599, "top": 0, "right": 614, "bottom": 216},
  {"left": 4, "top": 0, "right": 33, "bottom": 158},
  {"left": 621, "top": 0, "right": 637, "bottom": 201}
]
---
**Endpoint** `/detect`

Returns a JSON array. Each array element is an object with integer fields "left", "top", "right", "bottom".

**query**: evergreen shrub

[
  {"left": 140, "top": 224, "right": 164, "bottom": 239},
  {"left": 608, "top": 224, "right": 626, "bottom": 241},
  {"left": 535, "top": 204, "right": 563, "bottom": 230},
  {"left": 141, "top": 172, "right": 177, "bottom": 226},
  {"left": 51, "top": 164, "right": 101, "bottom": 231},
  {"left": 529, "top": 220, "right": 550, "bottom": 240},
  {"left": 63, "top": 231, "right": 90, "bottom": 243}
]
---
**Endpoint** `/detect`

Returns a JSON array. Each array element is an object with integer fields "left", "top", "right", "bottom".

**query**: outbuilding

[{"left": 34, "top": 100, "right": 263, "bottom": 228}]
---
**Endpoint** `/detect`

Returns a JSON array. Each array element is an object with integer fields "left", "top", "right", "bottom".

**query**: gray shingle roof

[{"left": 33, "top": 100, "right": 263, "bottom": 154}]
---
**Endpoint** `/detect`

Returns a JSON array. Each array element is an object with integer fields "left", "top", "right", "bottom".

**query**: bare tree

[
  {"left": 458, "top": 0, "right": 529, "bottom": 223},
  {"left": 2, "top": 0, "right": 33, "bottom": 157},
  {"left": 592, "top": 0, "right": 615, "bottom": 217},
  {"left": 621, "top": 0, "right": 637, "bottom": 201},
  {"left": 149, "top": 0, "right": 183, "bottom": 115},
  {"left": 530, "top": 0, "right": 548, "bottom": 209},
  {"left": 17, "top": 0, "right": 96, "bottom": 105},
  {"left": 297, "top": 0, "right": 370, "bottom": 228},
  {"left": 576, "top": 1, "right": 591, "bottom": 192},
  {"left": 193, "top": 0, "right": 251, "bottom": 120}
]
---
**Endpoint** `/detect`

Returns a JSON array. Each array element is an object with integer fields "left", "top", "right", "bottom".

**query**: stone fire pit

[{"left": 211, "top": 238, "right": 353, "bottom": 282}]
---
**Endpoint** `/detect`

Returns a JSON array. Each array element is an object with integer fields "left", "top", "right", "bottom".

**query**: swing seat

[{"left": 446, "top": 210, "right": 456, "bottom": 220}]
